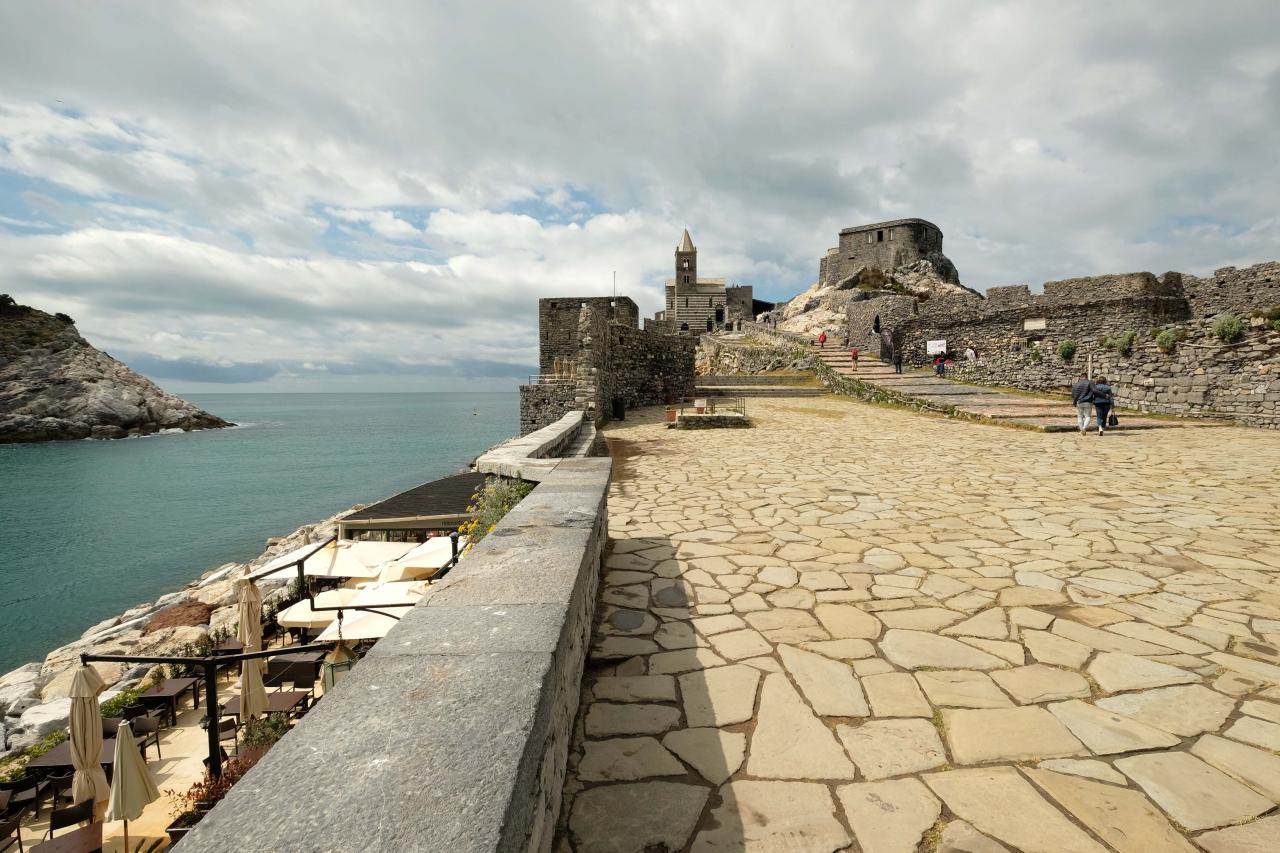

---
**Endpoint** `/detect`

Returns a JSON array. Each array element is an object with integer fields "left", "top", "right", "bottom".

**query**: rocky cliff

[
  {"left": 774, "top": 261, "right": 981, "bottom": 337},
  {"left": 0, "top": 296, "right": 232, "bottom": 443}
]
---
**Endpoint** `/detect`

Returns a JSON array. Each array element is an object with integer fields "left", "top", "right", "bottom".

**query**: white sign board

[
  {"left": 1023, "top": 317, "right": 1047, "bottom": 331},
  {"left": 926, "top": 339, "right": 947, "bottom": 355}
]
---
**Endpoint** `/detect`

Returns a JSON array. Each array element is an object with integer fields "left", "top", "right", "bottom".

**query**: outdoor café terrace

[{"left": 1, "top": 534, "right": 464, "bottom": 851}]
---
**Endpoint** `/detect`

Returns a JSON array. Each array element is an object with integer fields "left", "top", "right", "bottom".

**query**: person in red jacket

[
  {"left": 817, "top": 331, "right": 827, "bottom": 346},
  {"left": 850, "top": 346, "right": 860, "bottom": 372}
]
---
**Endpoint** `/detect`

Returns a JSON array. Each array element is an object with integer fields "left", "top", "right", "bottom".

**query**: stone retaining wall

[
  {"left": 180, "top": 417, "right": 611, "bottom": 852},
  {"left": 946, "top": 321, "right": 1280, "bottom": 427},
  {"left": 520, "top": 382, "right": 578, "bottom": 434}
]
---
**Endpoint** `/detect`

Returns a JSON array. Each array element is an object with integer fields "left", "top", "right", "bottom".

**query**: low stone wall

[
  {"left": 695, "top": 332, "right": 813, "bottom": 375},
  {"left": 946, "top": 321, "right": 1280, "bottom": 427},
  {"left": 180, "top": 418, "right": 611, "bottom": 853}
]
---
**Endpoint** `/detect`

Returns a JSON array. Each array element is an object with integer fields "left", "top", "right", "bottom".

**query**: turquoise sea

[{"left": 0, "top": 392, "right": 517, "bottom": 674}]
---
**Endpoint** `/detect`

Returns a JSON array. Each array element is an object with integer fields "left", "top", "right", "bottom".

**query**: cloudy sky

[{"left": 1, "top": 2, "right": 1277, "bottom": 392}]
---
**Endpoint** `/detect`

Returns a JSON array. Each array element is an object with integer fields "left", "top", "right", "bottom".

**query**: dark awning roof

[{"left": 343, "top": 471, "right": 485, "bottom": 523}]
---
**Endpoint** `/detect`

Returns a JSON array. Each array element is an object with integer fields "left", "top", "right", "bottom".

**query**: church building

[{"left": 659, "top": 229, "right": 758, "bottom": 331}]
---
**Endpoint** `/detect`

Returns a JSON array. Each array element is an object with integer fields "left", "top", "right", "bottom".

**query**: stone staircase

[
  {"left": 695, "top": 374, "right": 826, "bottom": 398},
  {"left": 811, "top": 344, "right": 1218, "bottom": 431}
]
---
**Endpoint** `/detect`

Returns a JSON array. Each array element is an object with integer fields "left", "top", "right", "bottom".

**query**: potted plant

[
  {"left": 664, "top": 405, "right": 677, "bottom": 422},
  {"left": 694, "top": 398, "right": 707, "bottom": 414},
  {"left": 164, "top": 748, "right": 264, "bottom": 842}
]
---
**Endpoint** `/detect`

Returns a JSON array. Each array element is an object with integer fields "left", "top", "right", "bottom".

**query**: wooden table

[
  {"left": 25, "top": 737, "right": 143, "bottom": 773},
  {"left": 223, "top": 689, "right": 308, "bottom": 720},
  {"left": 213, "top": 638, "right": 245, "bottom": 655},
  {"left": 270, "top": 650, "right": 326, "bottom": 683},
  {"left": 30, "top": 821, "right": 102, "bottom": 852},
  {"left": 140, "top": 677, "right": 200, "bottom": 726}
]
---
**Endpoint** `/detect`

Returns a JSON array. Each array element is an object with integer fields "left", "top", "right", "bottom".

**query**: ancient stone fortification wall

[
  {"left": 947, "top": 322, "right": 1280, "bottom": 427},
  {"left": 1184, "top": 262, "right": 1280, "bottom": 319},
  {"left": 182, "top": 417, "right": 611, "bottom": 853},
  {"left": 821, "top": 219, "right": 960, "bottom": 287},
  {"left": 521, "top": 297, "right": 695, "bottom": 434},
  {"left": 845, "top": 293, "right": 918, "bottom": 356}
]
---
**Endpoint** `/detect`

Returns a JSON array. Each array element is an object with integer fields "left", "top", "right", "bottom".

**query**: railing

[
  {"left": 525, "top": 374, "right": 575, "bottom": 385},
  {"left": 679, "top": 395, "right": 747, "bottom": 418}
]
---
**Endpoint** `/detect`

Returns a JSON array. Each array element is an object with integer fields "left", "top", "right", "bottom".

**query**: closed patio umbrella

[
  {"left": 105, "top": 719, "right": 160, "bottom": 853},
  {"left": 68, "top": 665, "right": 110, "bottom": 819},
  {"left": 236, "top": 573, "right": 268, "bottom": 721}
]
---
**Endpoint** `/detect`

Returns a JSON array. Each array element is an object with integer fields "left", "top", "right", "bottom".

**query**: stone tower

[{"left": 675, "top": 229, "right": 697, "bottom": 288}]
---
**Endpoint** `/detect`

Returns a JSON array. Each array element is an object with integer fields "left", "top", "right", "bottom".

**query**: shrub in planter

[
  {"left": 1155, "top": 329, "right": 1177, "bottom": 353},
  {"left": 242, "top": 713, "right": 290, "bottom": 751},
  {"left": 1213, "top": 314, "right": 1245, "bottom": 343},
  {"left": 1056, "top": 340, "right": 1077, "bottom": 361},
  {"left": 0, "top": 730, "right": 69, "bottom": 782}
]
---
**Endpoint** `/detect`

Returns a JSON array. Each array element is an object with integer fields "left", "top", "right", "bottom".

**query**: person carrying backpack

[{"left": 1092, "top": 376, "right": 1115, "bottom": 436}]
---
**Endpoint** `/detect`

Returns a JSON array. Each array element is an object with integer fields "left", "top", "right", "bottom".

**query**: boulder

[
  {"left": 210, "top": 605, "right": 239, "bottom": 636},
  {"left": 39, "top": 662, "right": 127, "bottom": 701},
  {"left": 0, "top": 681, "right": 38, "bottom": 717},
  {"left": 4, "top": 695, "right": 39, "bottom": 719},
  {"left": 134, "top": 625, "right": 209, "bottom": 657},
  {"left": 143, "top": 601, "right": 213, "bottom": 635},
  {"left": 80, "top": 614, "right": 122, "bottom": 640},
  {"left": 0, "top": 663, "right": 42, "bottom": 688},
  {"left": 16, "top": 698, "right": 71, "bottom": 739},
  {"left": 194, "top": 579, "right": 238, "bottom": 608}
]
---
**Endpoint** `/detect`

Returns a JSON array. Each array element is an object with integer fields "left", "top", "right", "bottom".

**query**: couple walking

[{"left": 1071, "top": 373, "right": 1116, "bottom": 435}]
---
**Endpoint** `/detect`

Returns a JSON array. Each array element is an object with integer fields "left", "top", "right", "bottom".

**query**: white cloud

[{"left": 0, "top": 1, "right": 1276, "bottom": 389}]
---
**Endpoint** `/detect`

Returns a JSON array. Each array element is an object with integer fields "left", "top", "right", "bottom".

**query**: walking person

[
  {"left": 893, "top": 347, "right": 904, "bottom": 374},
  {"left": 817, "top": 331, "right": 827, "bottom": 347},
  {"left": 849, "top": 345, "right": 860, "bottom": 372},
  {"left": 1071, "top": 372, "right": 1094, "bottom": 434},
  {"left": 1092, "top": 376, "right": 1115, "bottom": 436},
  {"left": 933, "top": 355, "right": 946, "bottom": 376}
]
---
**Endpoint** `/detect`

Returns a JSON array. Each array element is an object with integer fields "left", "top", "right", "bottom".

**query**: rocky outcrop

[
  {"left": 0, "top": 295, "right": 232, "bottom": 443},
  {"left": 776, "top": 262, "right": 979, "bottom": 338}
]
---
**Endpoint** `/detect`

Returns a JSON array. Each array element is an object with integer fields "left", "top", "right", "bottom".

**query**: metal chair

[
  {"left": 100, "top": 717, "right": 125, "bottom": 740},
  {"left": 263, "top": 659, "right": 292, "bottom": 691},
  {"left": 201, "top": 714, "right": 239, "bottom": 756},
  {"left": 45, "top": 800, "right": 93, "bottom": 840},
  {"left": 39, "top": 770, "right": 75, "bottom": 814},
  {"left": 131, "top": 714, "right": 163, "bottom": 760},
  {"left": 0, "top": 812, "right": 22, "bottom": 853},
  {"left": 0, "top": 775, "right": 42, "bottom": 820}
]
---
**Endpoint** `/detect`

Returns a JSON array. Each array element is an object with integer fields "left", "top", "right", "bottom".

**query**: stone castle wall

[
  {"left": 521, "top": 296, "right": 695, "bottom": 434},
  {"left": 946, "top": 321, "right": 1280, "bottom": 427},
  {"left": 1184, "top": 262, "right": 1280, "bottom": 319}
]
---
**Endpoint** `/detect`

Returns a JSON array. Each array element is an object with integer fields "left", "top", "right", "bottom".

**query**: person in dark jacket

[
  {"left": 892, "top": 348, "right": 904, "bottom": 373},
  {"left": 1092, "top": 376, "right": 1115, "bottom": 436},
  {"left": 1070, "top": 373, "right": 1094, "bottom": 434}
]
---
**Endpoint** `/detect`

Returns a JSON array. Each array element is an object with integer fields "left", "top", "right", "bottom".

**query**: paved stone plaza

[{"left": 560, "top": 397, "right": 1280, "bottom": 852}]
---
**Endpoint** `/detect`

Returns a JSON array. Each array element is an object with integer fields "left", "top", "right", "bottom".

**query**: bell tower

[{"left": 676, "top": 229, "right": 697, "bottom": 288}]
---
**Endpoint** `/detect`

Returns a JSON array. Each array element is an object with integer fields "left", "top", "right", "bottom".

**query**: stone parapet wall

[
  {"left": 520, "top": 382, "right": 578, "bottom": 434},
  {"left": 180, "top": 429, "right": 611, "bottom": 853}
]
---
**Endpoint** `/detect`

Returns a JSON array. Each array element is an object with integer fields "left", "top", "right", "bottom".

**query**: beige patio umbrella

[
  {"left": 68, "top": 665, "right": 110, "bottom": 819},
  {"left": 276, "top": 588, "right": 359, "bottom": 630},
  {"left": 236, "top": 573, "right": 268, "bottom": 721},
  {"left": 314, "top": 582, "right": 427, "bottom": 642},
  {"left": 378, "top": 537, "right": 465, "bottom": 582},
  {"left": 105, "top": 719, "right": 160, "bottom": 853}
]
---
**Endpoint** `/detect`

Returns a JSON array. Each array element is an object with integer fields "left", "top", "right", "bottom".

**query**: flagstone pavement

[{"left": 557, "top": 396, "right": 1280, "bottom": 852}]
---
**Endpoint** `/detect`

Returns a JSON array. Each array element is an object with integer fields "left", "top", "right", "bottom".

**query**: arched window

[{"left": 873, "top": 315, "right": 881, "bottom": 334}]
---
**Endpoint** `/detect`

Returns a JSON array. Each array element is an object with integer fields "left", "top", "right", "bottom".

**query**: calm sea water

[{"left": 0, "top": 392, "right": 517, "bottom": 674}]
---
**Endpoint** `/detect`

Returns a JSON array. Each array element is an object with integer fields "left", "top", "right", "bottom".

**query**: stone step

[{"left": 696, "top": 386, "right": 826, "bottom": 398}]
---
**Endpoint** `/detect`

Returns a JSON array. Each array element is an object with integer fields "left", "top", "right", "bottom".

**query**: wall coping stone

[
  {"left": 179, "top": 424, "right": 611, "bottom": 853},
  {"left": 478, "top": 411, "right": 585, "bottom": 480}
]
